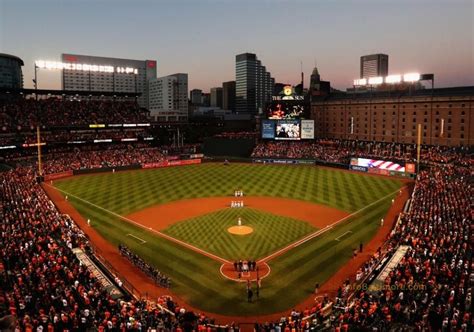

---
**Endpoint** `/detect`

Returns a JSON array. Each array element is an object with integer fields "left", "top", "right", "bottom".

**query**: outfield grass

[
  {"left": 163, "top": 208, "right": 316, "bottom": 260},
  {"left": 55, "top": 163, "right": 402, "bottom": 214},
  {"left": 53, "top": 163, "right": 404, "bottom": 316}
]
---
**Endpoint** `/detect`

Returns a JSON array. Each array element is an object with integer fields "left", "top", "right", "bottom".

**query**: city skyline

[{"left": 1, "top": 0, "right": 472, "bottom": 92}]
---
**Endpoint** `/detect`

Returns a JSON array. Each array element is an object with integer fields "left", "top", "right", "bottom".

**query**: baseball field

[{"left": 51, "top": 163, "right": 405, "bottom": 316}]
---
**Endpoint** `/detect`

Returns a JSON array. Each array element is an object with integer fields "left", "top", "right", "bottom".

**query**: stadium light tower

[{"left": 33, "top": 63, "right": 38, "bottom": 100}]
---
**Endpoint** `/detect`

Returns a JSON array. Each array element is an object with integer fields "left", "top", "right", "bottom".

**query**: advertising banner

[
  {"left": 350, "top": 165, "right": 368, "bottom": 172},
  {"left": 405, "top": 163, "right": 416, "bottom": 173},
  {"left": 142, "top": 159, "right": 201, "bottom": 169},
  {"left": 262, "top": 120, "right": 276, "bottom": 139},
  {"left": 300, "top": 120, "right": 315, "bottom": 139},
  {"left": 351, "top": 158, "right": 406, "bottom": 172}
]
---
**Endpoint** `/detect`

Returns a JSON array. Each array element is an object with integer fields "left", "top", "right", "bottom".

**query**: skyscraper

[
  {"left": 190, "top": 89, "right": 202, "bottom": 105},
  {"left": 235, "top": 53, "right": 274, "bottom": 115},
  {"left": 0, "top": 53, "right": 24, "bottom": 89},
  {"left": 148, "top": 73, "right": 188, "bottom": 122},
  {"left": 222, "top": 81, "right": 236, "bottom": 111},
  {"left": 210, "top": 87, "right": 223, "bottom": 108},
  {"left": 360, "top": 54, "right": 388, "bottom": 78}
]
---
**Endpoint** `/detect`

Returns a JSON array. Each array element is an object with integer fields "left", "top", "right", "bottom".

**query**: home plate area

[{"left": 220, "top": 261, "right": 271, "bottom": 283}]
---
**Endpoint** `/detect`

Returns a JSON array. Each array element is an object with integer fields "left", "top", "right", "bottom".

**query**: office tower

[
  {"left": 148, "top": 73, "right": 188, "bottom": 122},
  {"left": 235, "top": 53, "right": 274, "bottom": 115},
  {"left": 0, "top": 53, "right": 24, "bottom": 89},
  {"left": 360, "top": 54, "right": 388, "bottom": 78},
  {"left": 222, "top": 81, "right": 236, "bottom": 111},
  {"left": 210, "top": 87, "right": 223, "bottom": 108},
  {"left": 190, "top": 89, "right": 202, "bottom": 105}
]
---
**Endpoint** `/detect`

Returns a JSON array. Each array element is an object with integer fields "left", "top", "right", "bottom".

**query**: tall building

[
  {"left": 148, "top": 73, "right": 188, "bottom": 122},
  {"left": 0, "top": 53, "right": 24, "bottom": 89},
  {"left": 309, "top": 67, "right": 330, "bottom": 97},
  {"left": 222, "top": 81, "right": 236, "bottom": 111},
  {"left": 235, "top": 53, "right": 274, "bottom": 115},
  {"left": 190, "top": 89, "right": 202, "bottom": 105},
  {"left": 202, "top": 93, "right": 211, "bottom": 107},
  {"left": 360, "top": 54, "right": 388, "bottom": 78},
  {"left": 59, "top": 53, "right": 157, "bottom": 108},
  {"left": 210, "top": 87, "right": 223, "bottom": 108}
]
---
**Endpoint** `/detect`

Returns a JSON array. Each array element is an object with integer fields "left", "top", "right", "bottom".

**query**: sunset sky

[{"left": 1, "top": 0, "right": 472, "bottom": 92}]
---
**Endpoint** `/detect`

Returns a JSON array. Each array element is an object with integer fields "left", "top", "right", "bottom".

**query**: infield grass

[
  {"left": 163, "top": 207, "right": 316, "bottom": 260},
  {"left": 53, "top": 163, "right": 405, "bottom": 316}
]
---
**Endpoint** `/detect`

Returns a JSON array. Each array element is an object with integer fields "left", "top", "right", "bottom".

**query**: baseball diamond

[{"left": 50, "top": 163, "right": 405, "bottom": 316}]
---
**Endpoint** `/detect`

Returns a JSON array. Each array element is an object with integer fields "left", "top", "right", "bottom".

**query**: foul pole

[
  {"left": 416, "top": 124, "right": 421, "bottom": 173},
  {"left": 36, "top": 126, "right": 43, "bottom": 176}
]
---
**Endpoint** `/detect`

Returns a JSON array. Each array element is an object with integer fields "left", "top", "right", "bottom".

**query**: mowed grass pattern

[
  {"left": 163, "top": 208, "right": 316, "bottom": 260},
  {"left": 53, "top": 163, "right": 405, "bottom": 315},
  {"left": 55, "top": 163, "right": 402, "bottom": 215}
]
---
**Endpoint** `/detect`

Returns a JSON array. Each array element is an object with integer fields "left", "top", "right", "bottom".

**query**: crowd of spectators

[
  {"left": 213, "top": 131, "right": 257, "bottom": 139},
  {"left": 1, "top": 98, "right": 148, "bottom": 130},
  {"left": 1, "top": 113, "right": 472, "bottom": 330},
  {"left": 252, "top": 140, "right": 349, "bottom": 163},
  {"left": 0, "top": 165, "right": 236, "bottom": 331},
  {"left": 253, "top": 296, "right": 333, "bottom": 331},
  {"left": 119, "top": 244, "right": 171, "bottom": 288},
  {"left": 0, "top": 129, "right": 153, "bottom": 146},
  {"left": 252, "top": 139, "right": 472, "bottom": 166},
  {"left": 329, "top": 165, "right": 472, "bottom": 331},
  {"left": 19, "top": 145, "right": 163, "bottom": 174}
]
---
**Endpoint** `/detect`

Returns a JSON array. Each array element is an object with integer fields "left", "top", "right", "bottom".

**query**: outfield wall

[{"left": 43, "top": 159, "right": 202, "bottom": 181}]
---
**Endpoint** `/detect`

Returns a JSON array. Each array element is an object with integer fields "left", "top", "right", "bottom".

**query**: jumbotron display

[
  {"left": 267, "top": 101, "right": 306, "bottom": 119},
  {"left": 276, "top": 120, "right": 300, "bottom": 140},
  {"left": 267, "top": 85, "right": 309, "bottom": 119},
  {"left": 262, "top": 119, "right": 314, "bottom": 140}
]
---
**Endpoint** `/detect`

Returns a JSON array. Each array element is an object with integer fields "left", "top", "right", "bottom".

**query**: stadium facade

[
  {"left": 60, "top": 53, "right": 157, "bottom": 108},
  {"left": 311, "top": 86, "right": 474, "bottom": 146}
]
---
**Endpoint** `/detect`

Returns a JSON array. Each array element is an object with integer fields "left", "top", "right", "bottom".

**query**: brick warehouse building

[{"left": 311, "top": 86, "right": 474, "bottom": 147}]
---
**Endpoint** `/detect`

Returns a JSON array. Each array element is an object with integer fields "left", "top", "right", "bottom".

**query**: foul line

[
  {"left": 126, "top": 233, "right": 147, "bottom": 244},
  {"left": 335, "top": 231, "right": 353, "bottom": 242},
  {"left": 258, "top": 186, "right": 406, "bottom": 263},
  {"left": 46, "top": 184, "right": 231, "bottom": 264}
]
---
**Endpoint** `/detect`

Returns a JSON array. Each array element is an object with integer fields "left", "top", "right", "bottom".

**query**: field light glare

[
  {"left": 385, "top": 75, "right": 401, "bottom": 84},
  {"left": 403, "top": 73, "right": 421, "bottom": 82},
  {"left": 368, "top": 77, "right": 383, "bottom": 85}
]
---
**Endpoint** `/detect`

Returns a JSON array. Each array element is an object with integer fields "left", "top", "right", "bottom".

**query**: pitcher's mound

[{"left": 227, "top": 225, "right": 253, "bottom": 235}]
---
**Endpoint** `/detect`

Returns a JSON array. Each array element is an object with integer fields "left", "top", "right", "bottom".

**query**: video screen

[
  {"left": 275, "top": 120, "right": 300, "bottom": 140},
  {"left": 261, "top": 120, "right": 276, "bottom": 139},
  {"left": 351, "top": 158, "right": 406, "bottom": 172},
  {"left": 267, "top": 101, "right": 307, "bottom": 119}
]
